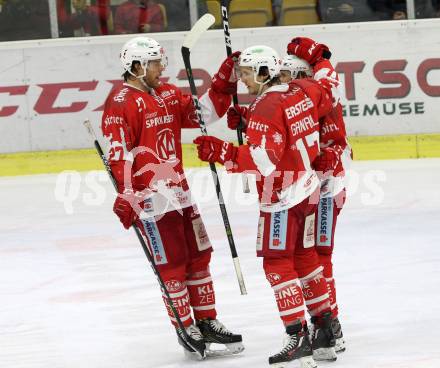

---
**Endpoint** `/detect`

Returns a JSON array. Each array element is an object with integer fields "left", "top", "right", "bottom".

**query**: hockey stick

[
  {"left": 220, "top": 1, "right": 250, "bottom": 194},
  {"left": 83, "top": 120, "right": 205, "bottom": 359},
  {"left": 181, "top": 14, "right": 247, "bottom": 295}
]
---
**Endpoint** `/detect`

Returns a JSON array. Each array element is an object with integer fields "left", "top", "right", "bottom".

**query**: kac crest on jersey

[{"left": 156, "top": 128, "right": 177, "bottom": 162}]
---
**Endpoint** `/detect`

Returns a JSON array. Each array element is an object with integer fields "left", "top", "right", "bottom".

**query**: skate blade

[
  {"left": 313, "top": 347, "right": 337, "bottom": 361},
  {"left": 205, "top": 342, "right": 245, "bottom": 357},
  {"left": 335, "top": 337, "right": 346, "bottom": 353},
  {"left": 300, "top": 356, "right": 318, "bottom": 368},
  {"left": 182, "top": 347, "right": 205, "bottom": 361},
  {"left": 269, "top": 356, "right": 317, "bottom": 368}
]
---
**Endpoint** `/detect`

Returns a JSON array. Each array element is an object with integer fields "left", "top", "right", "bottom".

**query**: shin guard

[
  {"left": 319, "top": 254, "right": 339, "bottom": 318},
  {"left": 300, "top": 267, "right": 331, "bottom": 317},
  {"left": 161, "top": 266, "right": 193, "bottom": 328},
  {"left": 187, "top": 271, "right": 217, "bottom": 321},
  {"left": 263, "top": 258, "right": 306, "bottom": 326},
  {"left": 187, "top": 252, "right": 217, "bottom": 321}
]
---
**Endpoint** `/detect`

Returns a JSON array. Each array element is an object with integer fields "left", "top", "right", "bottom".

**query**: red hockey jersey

[
  {"left": 229, "top": 79, "right": 334, "bottom": 212},
  {"left": 101, "top": 82, "right": 231, "bottom": 216},
  {"left": 313, "top": 59, "right": 352, "bottom": 196}
]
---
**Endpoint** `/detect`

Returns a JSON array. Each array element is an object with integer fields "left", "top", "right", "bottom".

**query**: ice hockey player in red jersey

[
  {"left": 101, "top": 36, "right": 243, "bottom": 359},
  {"left": 194, "top": 45, "right": 339, "bottom": 367},
  {"left": 284, "top": 36, "right": 353, "bottom": 354}
]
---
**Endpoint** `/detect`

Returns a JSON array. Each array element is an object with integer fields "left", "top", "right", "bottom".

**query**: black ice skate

[
  {"left": 269, "top": 322, "right": 317, "bottom": 368},
  {"left": 176, "top": 324, "right": 206, "bottom": 360},
  {"left": 310, "top": 311, "right": 337, "bottom": 362},
  {"left": 197, "top": 318, "right": 244, "bottom": 357},
  {"left": 332, "top": 317, "right": 346, "bottom": 353}
]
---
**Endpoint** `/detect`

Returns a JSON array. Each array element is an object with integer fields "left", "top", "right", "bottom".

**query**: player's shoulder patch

[
  {"left": 112, "top": 87, "right": 131, "bottom": 103},
  {"left": 157, "top": 83, "right": 179, "bottom": 98}
]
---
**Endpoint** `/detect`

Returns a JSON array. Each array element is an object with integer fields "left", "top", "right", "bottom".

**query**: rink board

[
  {"left": 1, "top": 133, "right": 440, "bottom": 176},
  {"left": 0, "top": 19, "right": 440, "bottom": 155}
]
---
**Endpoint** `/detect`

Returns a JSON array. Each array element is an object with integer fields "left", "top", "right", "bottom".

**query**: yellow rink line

[{"left": 1, "top": 134, "right": 440, "bottom": 177}]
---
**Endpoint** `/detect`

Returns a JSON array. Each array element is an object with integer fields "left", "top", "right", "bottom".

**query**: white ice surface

[{"left": 1, "top": 159, "right": 440, "bottom": 368}]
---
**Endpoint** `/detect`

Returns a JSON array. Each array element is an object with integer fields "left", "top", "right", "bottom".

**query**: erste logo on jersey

[
  {"left": 156, "top": 128, "right": 177, "bottom": 162},
  {"left": 285, "top": 97, "right": 314, "bottom": 119}
]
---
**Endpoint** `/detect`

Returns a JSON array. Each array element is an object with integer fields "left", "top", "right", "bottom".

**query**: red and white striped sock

[
  {"left": 300, "top": 266, "right": 331, "bottom": 317},
  {"left": 187, "top": 270, "right": 217, "bottom": 321},
  {"left": 162, "top": 279, "right": 193, "bottom": 328}
]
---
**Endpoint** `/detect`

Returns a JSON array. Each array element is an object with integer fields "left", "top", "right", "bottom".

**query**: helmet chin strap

[
  {"left": 253, "top": 67, "right": 271, "bottom": 95},
  {"left": 136, "top": 63, "right": 155, "bottom": 91},
  {"left": 139, "top": 77, "right": 153, "bottom": 91},
  {"left": 255, "top": 76, "right": 271, "bottom": 96}
]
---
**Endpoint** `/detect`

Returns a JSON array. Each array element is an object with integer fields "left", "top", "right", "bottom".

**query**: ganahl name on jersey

[
  {"left": 285, "top": 96, "right": 314, "bottom": 119},
  {"left": 247, "top": 119, "right": 269, "bottom": 132},
  {"left": 145, "top": 114, "right": 174, "bottom": 128},
  {"left": 290, "top": 115, "right": 319, "bottom": 136}
]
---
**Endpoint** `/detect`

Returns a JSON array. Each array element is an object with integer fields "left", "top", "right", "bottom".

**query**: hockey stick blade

[
  {"left": 182, "top": 13, "right": 215, "bottom": 51},
  {"left": 83, "top": 119, "right": 95, "bottom": 138}
]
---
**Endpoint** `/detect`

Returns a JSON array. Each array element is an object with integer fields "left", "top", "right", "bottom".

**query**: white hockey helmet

[
  {"left": 281, "top": 55, "right": 313, "bottom": 79},
  {"left": 120, "top": 36, "right": 168, "bottom": 78},
  {"left": 239, "top": 45, "right": 281, "bottom": 85}
]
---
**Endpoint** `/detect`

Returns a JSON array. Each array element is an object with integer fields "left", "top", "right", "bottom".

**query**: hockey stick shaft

[
  {"left": 220, "top": 2, "right": 250, "bottom": 193},
  {"left": 83, "top": 120, "right": 204, "bottom": 358},
  {"left": 181, "top": 16, "right": 247, "bottom": 295}
]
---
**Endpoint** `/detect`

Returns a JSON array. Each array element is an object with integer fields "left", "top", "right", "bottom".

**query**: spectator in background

[
  {"left": 318, "top": 0, "right": 379, "bottom": 22},
  {"left": 0, "top": 0, "right": 51, "bottom": 41},
  {"left": 114, "top": 0, "right": 164, "bottom": 34},
  {"left": 158, "top": 0, "right": 207, "bottom": 31},
  {"left": 368, "top": 0, "right": 436, "bottom": 19},
  {"left": 272, "top": 0, "right": 282, "bottom": 24},
  {"left": 435, "top": 0, "right": 440, "bottom": 16},
  {"left": 58, "top": 0, "right": 113, "bottom": 37}
]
